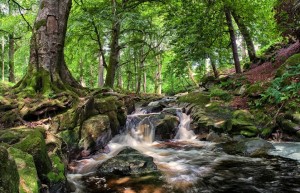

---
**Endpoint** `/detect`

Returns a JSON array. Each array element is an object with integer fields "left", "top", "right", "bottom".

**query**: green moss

[
  {"left": 240, "top": 130, "right": 257, "bottom": 137},
  {"left": 178, "top": 92, "right": 210, "bottom": 107},
  {"left": 47, "top": 154, "right": 65, "bottom": 184},
  {"left": 58, "top": 127, "right": 80, "bottom": 147},
  {"left": 8, "top": 147, "right": 39, "bottom": 193},
  {"left": 246, "top": 82, "right": 265, "bottom": 96},
  {"left": 0, "top": 146, "right": 19, "bottom": 193},
  {"left": 0, "top": 131, "right": 20, "bottom": 144},
  {"left": 209, "top": 87, "right": 232, "bottom": 101},
  {"left": 13, "top": 129, "right": 52, "bottom": 180},
  {"left": 94, "top": 96, "right": 118, "bottom": 113}
]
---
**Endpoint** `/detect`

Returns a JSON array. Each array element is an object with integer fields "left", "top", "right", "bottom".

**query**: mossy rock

[
  {"left": 233, "top": 110, "right": 254, "bottom": 122},
  {"left": 94, "top": 96, "right": 118, "bottom": 114},
  {"left": 0, "top": 146, "right": 19, "bottom": 193},
  {"left": 13, "top": 129, "right": 52, "bottom": 181},
  {"left": 276, "top": 53, "right": 300, "bottom": 77},
  {"left": 0, "top": 130, "right": 21, "bottom": 144},
  {"left": 47, "top": 154, "right": 66, "bottom": 186},
  {"left": 209, "top": 87, "right": 232, "bottom": 101},
  {"left": 8, "top": 147, "right": 39, "bottom": 193},
  {"left": 245, "top": 82, "right": 265, "bottom": 97},
  {"left": 280, "top": 119, "right": 300, "bottom": 134},
  {"left": 178, "top": 92, "right": 210, "bottom": 107},
  {"left": 221, "top": 138, "right": 274, "bottom": 157},
  {"left": 79, "top": 115, "right": 112, "bottom": 151},
  {"left": 58, "top": 127, "right": 80, "bottom": 148}
]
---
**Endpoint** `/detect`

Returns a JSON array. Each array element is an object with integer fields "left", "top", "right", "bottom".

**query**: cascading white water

[
  {"left": 67, "top": 98, "right": 300, "bottom": 193},
  {"left": 175, "top": 111, "right": 196, "bottom": 140}
]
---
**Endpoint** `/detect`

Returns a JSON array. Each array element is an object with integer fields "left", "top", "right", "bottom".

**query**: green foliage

[{"left": 259, "top": 64, "right": 300, "bottom": 104}]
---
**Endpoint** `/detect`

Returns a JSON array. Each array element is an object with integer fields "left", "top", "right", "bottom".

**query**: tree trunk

[
  {"left": 1, "top": 36, "right": 4, "bottom": 81},
  {"left": 231, "top": 10, "right": 257, "bottom": 63},
  {"left": 143, "top": 71, "right": 147, "bottom": 93},
  {"left": 209, "top": 55, "right": 219, "bottom": 78},
  {"left": 155, "top": 55, "right": 162, "bottom": 95},
  {"left": 15, "top": 0, "right": 81, "bottom": 94},
  {"left": 104, "top": 0, "right": 121, "bottom": 88},
  {"left": 8, "top": 34, "right": 15, "bottom": 83},
  {"left": 79, "top": 58, "right": 85, "bottom": 87},
  {"left": 117, "top": 66, "right": 123, "bottom": 88},
  {"left": 98, "top": 51, "right": 104, "bottom": 87},
  {"left": 188, "top": 64, "right": 198, "bottom": 86},
  {"left": 225, "top": 8, "right": 242, "bottom": 73}
]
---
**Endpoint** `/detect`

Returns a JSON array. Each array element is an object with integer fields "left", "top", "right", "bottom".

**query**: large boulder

[
  {"left": 79, "top": 115, "right": 112, "bottom": 154},
  {"left": 12, "top": 129, "right": 52, "bottom": 181},
  {"left": 8, "top": 147, "right": 39, "bottom": 193},
  {"left": 221, "top": 138, "right": 275, "bottom": 157},
  {"left": 97, "top": 147, "right": 158, "bottom": 176},
  {"left": 0, "top": 146, "right": 19, "bottom": 193}
]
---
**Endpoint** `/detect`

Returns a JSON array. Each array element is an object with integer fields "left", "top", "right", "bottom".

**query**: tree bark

[
  {"left": 8, "top": 34, "right": 15, "bottom": 83},
  {"left": 209, "top": 55, "right": 219, "bottom": 78},
  {"left": 155, "top": 54, "right": 162, "bottom": 95},
  {"left": 1, "top": 36, "right": 4, "bottom": 81},
  {"left": 225, "top": 8, "right": 241, "bottom": 73},
  {"left": 105, "top": 0, "right": 121, "bottom": 88},
  {"left": 15, "top": 0, "right": 81, "bottom": 94},
  {"left": 231, "top": 10, "right": 257, "bottom": 63},
  {"left": 98, "top": 51, "right": 104, "bottom": 87}
]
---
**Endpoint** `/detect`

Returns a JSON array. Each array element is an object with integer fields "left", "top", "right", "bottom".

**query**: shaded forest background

[{"left": 0, "top": 0, "right": 299, "bottom": 95}]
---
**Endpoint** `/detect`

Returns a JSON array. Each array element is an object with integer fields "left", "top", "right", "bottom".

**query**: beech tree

[{"left": 14, "top": 0, "right": 81, "bottom": 95}]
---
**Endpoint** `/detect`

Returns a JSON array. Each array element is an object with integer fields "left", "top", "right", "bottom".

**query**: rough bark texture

[
  {"left": 225, "top": 9, "right": 242, "bottom": 73},
  {"left": 105, "top": 0, "right": 121, "bottom": 88},
  {"left": 8, "top": 34, "right": 15, "bottom": 83},
  {"left": 231, "top": 10, "right": 257, "bottom": 63},
  {"left": 15, "top": 0, "right": 81, "bottom": 94},
  {"left": 98, "top": 52, "right": 104, "bottom": 87}
]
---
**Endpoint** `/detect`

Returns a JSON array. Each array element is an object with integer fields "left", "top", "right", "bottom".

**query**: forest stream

[{"left": 67, "top": 98, "right": 300, "bottom": 193}]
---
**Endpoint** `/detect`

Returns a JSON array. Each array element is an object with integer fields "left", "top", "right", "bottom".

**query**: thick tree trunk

[
  {"left": 225, "top": 8, "right": 242, "bottom": 73},
  {"left": 105, "top": 0, "right": 121, "bottom": 88},
  {"left": 79, "top": 58, "right": 85, "bottom": 87},
  {"left": 15, "top": 0, "right": 80, "bottom": 94},
  {"left": 1, "top": 36, "right": 4, "bottom": 81},
  {"left": 231, "top": 10, "right": 257, "bottom": 63},
  {"left": 8, "top": 34, "right": 15, "bottom": 83}
]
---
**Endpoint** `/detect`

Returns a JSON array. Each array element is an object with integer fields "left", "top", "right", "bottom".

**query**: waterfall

[{"left": 175, "top": 111, "right": 196, "bottom": 140}]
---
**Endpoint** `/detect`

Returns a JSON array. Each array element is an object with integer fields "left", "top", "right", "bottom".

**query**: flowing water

[{"left": 67, "top": 99, "right": 300, "bottom": 193}]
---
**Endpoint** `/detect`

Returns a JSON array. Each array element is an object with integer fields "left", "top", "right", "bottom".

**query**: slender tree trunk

[
  {"left": 155, "top": 55, "right": 162, "bottom": 95},
  {"left": 143, "top": 71, "right": 147, "bottom": 93},
  {"left": 188, "top": 64, "right": 198, "bottom": 86},
  {"left": 98, "top": 51, "right": 104, "bottom": 87},
  {"left": 79, "top": 58, "right": 85, "bottom": 87},
  {"left": 225, "top": 8, "right": 241, "bottom": 73},
  {"left": 8, "top": 34, "right": 15, "bottom": 83},
  {"left": 1, "top": 36, "right": 4, "bottom": 81},
  {"left": 117, "top": 66, "right": 123, "bottom": 88},
  {"left": 231, "top": 10, "right": 257, "bottom": 63},
  {"left": 105, "top": 0, "right": 121, "bottom": 88},
  {"left": 209, "top": 55, "right": 219, "bottom": 78},
  {"left": 15, "top": 0, "right": 80, "bottom": 94}
]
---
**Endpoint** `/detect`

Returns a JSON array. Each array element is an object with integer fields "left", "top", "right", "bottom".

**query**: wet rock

[
  {"left": 97, "top": 147, "right": 159, "bottom": 176},
  {"left": 0, "top": 146, "right": 19, "bottom": 193},
  {"left": 155, "top": 114, "right": 180, "bottom": 140},
  {"left": 221, "top": 138, "right": 275, "bottom": 157},
  {"left": 280, "top": 119, "right": 300, "bottom": 134},
  {"left": 206, "top": 131, "right": 231, "bottom": 143}
]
